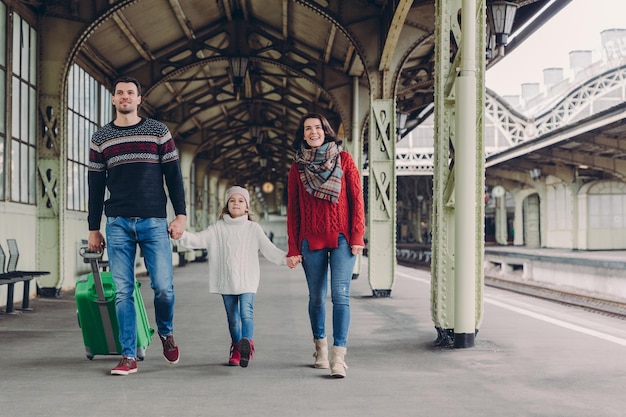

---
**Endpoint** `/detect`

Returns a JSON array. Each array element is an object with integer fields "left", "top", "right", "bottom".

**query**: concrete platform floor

[{"left": 2, "top": 257, "right": 626, "bottom": 417}]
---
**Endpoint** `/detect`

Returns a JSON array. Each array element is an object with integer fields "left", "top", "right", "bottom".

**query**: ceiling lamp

[
  {"left": 229, "top": 56, "right": 249, "bottom": 100},
  {"left": 262, "top": 181, "right": 274, "bottom": 194},
  {"left": 250, "top": 125, "right": 263, "bottom": 144}
]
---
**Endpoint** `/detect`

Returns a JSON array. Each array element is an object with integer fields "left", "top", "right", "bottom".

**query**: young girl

[{"left": 177, "top": 185, "right": 287, "bottom": 367}]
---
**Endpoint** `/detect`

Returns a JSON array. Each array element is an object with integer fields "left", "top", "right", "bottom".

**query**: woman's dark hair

[
  {"left": 292, "top": 113, "right": 343, "bottom": 150},
  {"left": 113, "top": 76, "right": 142, "bottom": 96}
]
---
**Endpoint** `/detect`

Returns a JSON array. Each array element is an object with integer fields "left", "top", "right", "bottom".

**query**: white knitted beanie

[{"left": 225, "top": 185, "right": 250, "bottom": 208}]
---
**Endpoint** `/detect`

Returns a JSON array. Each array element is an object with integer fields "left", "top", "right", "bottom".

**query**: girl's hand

[{"left": 287, "top": 255, "right": 302, "bottom": 269}]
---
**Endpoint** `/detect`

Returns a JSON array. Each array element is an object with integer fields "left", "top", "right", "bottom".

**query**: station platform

[{"left": 1, "top": 256, "right": 626, "bottom": 416}]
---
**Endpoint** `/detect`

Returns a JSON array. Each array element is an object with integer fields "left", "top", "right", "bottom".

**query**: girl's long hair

[{"left": 219, "top": 204, "right": 256, "bottom": 221}]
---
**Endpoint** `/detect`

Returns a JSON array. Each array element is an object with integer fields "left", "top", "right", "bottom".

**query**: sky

[{"left": 486, "top": 0, "right": 626, "bottom": 97}]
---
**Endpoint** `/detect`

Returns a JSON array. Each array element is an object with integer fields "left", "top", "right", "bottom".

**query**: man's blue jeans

[
  {"left": 301, "top": 234, "right": 355, "bottom": 347},
  {"left": 106, "top": 217, "right": 175, "bottom": 358},
  {"left": 222, "top": 293, "right": 255, "bottom": 343}
]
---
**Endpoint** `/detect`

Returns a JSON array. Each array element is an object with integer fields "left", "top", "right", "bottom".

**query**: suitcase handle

[{"left": 79, "top": 247, "right": 104, "bottom": 260}]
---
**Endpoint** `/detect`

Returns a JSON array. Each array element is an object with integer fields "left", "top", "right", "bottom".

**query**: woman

[{"left": 286, "top": 113, "right": 365, "bottom": 378}]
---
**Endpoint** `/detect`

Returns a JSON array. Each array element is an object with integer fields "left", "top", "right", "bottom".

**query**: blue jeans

[
  {"left": 106, "top": 217, "right": 175, "bottom": 358},
  {"left": 301, "top": 234, "right": 355, "bottom": 347},
  {"left": 222, "top": 293, "right": 255, "bottom": 343}
]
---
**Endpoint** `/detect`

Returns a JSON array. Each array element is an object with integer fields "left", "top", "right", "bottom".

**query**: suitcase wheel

[
  {"left": 137, "top": 346, "right": 146, "bottom": 361},
  {"left": 85, "top": 347, "right": 94, "bottom": 360}
]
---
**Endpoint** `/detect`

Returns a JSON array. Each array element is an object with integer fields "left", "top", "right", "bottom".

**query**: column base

[
  {"left": 372, "top": 289, "right": 391, "bottom": 298},
  {"left": 453, "top": 332, "right": 475, "bottom": 348},
  {"left": 434, "top": 327, "right": 478, "bottom": 348}
]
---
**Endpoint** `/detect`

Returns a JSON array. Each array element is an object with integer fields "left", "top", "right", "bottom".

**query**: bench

[{"left": 0, "top": 239, "right": 50, "bottom": 314}]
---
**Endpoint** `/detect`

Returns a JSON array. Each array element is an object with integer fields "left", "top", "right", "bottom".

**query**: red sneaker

[
  {"left": 228, "top": 342, "right": 241, "bottom": 366},
  {"left": 111, "top": 357, "right": 137, "bottom": 376},
  {"left": 159, "top": 333, "right": 180, "bottom": 364},
  {"left": 239, "top": 338, "right": 254, "bottom": 368}
]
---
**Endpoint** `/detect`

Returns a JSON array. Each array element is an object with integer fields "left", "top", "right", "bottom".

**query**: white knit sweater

[{"left": 177, "top": 214, "right": 286, "bottom": 294}]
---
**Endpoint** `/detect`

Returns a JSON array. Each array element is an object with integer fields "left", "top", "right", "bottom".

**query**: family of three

[{"left": 87, "top": 76, "right": 365, "bottom": 379}]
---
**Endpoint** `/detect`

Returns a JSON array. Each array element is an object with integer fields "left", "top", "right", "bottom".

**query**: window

[
  {"left": 66, "top": 65, "right": 112, "bottom": 211},
  {"left": 10, "top": 12, "right": 36, "bottom": 204}
]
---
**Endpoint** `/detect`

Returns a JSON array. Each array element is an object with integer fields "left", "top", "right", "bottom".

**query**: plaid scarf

[{"left": 295, "top": 142, "right": 343, "bottom": 203}]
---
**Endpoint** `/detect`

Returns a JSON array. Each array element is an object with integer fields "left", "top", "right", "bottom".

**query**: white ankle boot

[
  {"left": 313, "top": 338, "right": 329, "bottom": 369},
  {"left": 330, "top": 346, "right": 347, "bottom": 378}
]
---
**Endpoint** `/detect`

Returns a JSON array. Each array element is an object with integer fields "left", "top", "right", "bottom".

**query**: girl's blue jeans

[{"left": 222, "top": 293, "right": 256, "bottom": 343}]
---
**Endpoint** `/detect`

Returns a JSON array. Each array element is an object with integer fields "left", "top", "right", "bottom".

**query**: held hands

[
  {"left": 168, "top": 214, "right": 186, "bottom": 240},
  {"left": 286, "top": 255, "right": 302, "bottom": 269},
  {"left": 286, "top": 246, "right": 362, "bottom": 268}
]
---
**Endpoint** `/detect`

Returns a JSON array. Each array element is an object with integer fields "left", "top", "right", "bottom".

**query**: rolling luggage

[{"left": 76, "top": 248, "right": 154, "bottom": 360}]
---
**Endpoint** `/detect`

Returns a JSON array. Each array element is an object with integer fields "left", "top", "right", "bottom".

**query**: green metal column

[
  {"left": 368, "top": 99, "right": 396, "bottom": 297},
  {"left": 431, "top": 0, "right": 485, "bottom": 347}
]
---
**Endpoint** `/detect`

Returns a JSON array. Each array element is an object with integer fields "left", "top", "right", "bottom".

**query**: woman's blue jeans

[
  {"left": 106, "top": 217, "right": 175, "bottom": 358},
  {"left": 222, "top": 293, "right": 255, "bottom": 343},
  {"left": 301, "top": 234, "right": 356, "bottom": 347}
]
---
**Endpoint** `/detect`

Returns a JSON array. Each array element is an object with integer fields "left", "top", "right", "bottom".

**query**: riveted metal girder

[
  {"left": 431, "top": 0, "right": 485, "bottom": 347},
  {"left": 368, "top": 99, "right": 396, "bottom": 297}
]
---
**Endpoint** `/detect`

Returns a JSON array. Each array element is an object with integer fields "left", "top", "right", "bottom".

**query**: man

[{"left": 87, "top": 76, "right": 186, "bottom": 376}]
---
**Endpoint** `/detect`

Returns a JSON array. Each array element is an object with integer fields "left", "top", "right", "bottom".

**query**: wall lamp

[
  {"left": 529, "top": 168, "right": 541, "bottom": 181},
  {"left": 487, "top": 1, "right": 518, "bottom": 56}
]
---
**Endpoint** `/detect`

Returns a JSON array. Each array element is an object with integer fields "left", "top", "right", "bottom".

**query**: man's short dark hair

[{"left": 113, "top": 76, "right": 142, "bottom": 96}]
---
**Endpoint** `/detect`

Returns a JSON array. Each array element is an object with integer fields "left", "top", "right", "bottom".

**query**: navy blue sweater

[{"left": 88, "top": 118, "right": 186, "bottom": 231}]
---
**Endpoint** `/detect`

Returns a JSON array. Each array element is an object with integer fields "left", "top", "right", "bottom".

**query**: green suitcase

[{"left": 76, "top": 249, "right": 154, "bottom": 360}]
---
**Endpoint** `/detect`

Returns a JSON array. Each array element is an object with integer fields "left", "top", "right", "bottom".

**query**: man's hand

[
  {"left": 168, "top": 214, "right": 186, "bottom": 240},
  {"left": 88, "top": 230, "right": 105, "bottom": 252}
]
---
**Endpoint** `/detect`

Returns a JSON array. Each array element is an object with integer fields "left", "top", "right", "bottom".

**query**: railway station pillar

[
  {"left": 367, "top": 99, "right": 397, "bottom": 296},
  {"left": 431, "top": 0, "right": 485, "bottom": 347}
]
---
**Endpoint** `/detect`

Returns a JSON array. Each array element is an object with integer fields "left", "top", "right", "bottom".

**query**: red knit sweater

[{"left": 287, "top": 151, "right": 366, "bottom": 256}]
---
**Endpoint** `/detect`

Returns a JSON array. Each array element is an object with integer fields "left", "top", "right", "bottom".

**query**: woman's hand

[
  {"left": 287, "top": 255, "right": 302, "bottom": 269},
  {"left": 351, "top": 245, "right": 364, "bottom": 256}
]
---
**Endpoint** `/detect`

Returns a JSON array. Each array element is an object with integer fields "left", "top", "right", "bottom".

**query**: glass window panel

[
  {"left": 21, "top": 82, "right": 28, "bottom": 140},
  {"left": 21, "top": 24, "right": 28, "bottom": 79},
  {"left": 67, "top": 113, "right": 74, "bottom": 160},
  {"left": 67, "top": 64, "right": 109, "bottom": 211},
  {"left": 11, "top": 139, "right": 19, "bottom": 200},
  {"left": 73, "top": 161, "right": 79, "bottom": 209},
  {"left": 68, "top": 66, "right": 74, "bottom": 108},
  {"left": 11, "top": 76, "right": 19, "bottom": 139},
  {"left": 0, "top": 2, "right": 6, "bottom": 66},
  {"left": 78, "top": 117, "right": 84, "bottom": 163},
  {"left": 20, "top": 143, "right": 27, "bottom": 202},
  {"left": 29, "top": 26, "right": 36, "bottom": 83},
  {"left": 11, "top": 14, "right": 20, "bottom": 75},
  {"left": 29, "top": 86, "right": 35, "bottom": 144},
  {"left": 0, "top": 70, "right": 5, "bottom": 133}
]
